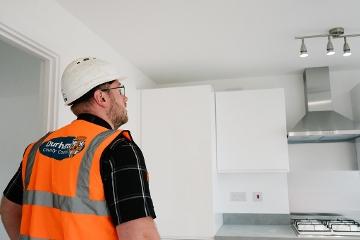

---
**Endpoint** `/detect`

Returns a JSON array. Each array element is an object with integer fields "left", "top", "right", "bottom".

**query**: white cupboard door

[
  {"left": 216, "top": 88, "right": 289, "bottom": 172},
  {"left": 141, "top": 85, "right": 216, "bottom": 238}
]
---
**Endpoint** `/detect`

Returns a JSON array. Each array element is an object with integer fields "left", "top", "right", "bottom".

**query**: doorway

[
  {"left": 0, "top": 35, "right": 43, "bottom": 239},
  {"left": 0, "top": 23, "right": 59, "bottom": 238}
]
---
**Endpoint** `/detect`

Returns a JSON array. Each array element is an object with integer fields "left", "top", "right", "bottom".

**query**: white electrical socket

[
  {"left": 230, "top": 192, "right": 247, "bottom": 202},
  {"left": 253, "top": 192, "right": 263, "bottom": 202}
]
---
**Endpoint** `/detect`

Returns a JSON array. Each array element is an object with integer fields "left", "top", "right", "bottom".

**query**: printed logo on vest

[{"left": 39, "top": 136, "right": 86, "bottom": 160}]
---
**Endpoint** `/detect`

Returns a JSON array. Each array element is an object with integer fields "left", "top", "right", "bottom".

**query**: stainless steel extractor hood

[{"left": 288, "top": 67, "right": 360, "bottom": 143}]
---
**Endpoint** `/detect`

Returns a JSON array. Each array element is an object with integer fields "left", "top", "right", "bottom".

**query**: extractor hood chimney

[{"left": 288, "top": 67, "right": 360, "bottom": 143}]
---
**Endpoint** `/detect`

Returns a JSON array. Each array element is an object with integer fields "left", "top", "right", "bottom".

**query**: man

[{"left": 0, "top": 57, "right": 160, "bottom": 239}]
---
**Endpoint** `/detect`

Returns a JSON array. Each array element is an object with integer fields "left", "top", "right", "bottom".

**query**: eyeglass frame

[{"left": 100, "top": 85, "right": 125, "bottom": 96}]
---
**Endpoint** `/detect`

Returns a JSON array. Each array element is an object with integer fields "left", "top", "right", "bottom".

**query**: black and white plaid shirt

[{"left": 3, "top": 113, "right": 156, "bottom": 225}]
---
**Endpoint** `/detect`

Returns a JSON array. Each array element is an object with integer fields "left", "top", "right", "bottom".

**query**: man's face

[{"left": 107, "top": 80, "right": 128, "bottom": 129}]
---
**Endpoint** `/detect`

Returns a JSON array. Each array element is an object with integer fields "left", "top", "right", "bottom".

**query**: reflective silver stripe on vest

[
  {"left": 76, "top": 130, "right": 115, "bottom": 198},
  {"left": 23, "top": 129, "right": 118, "bottom": 216},
  {"left": 23, "top": 190, "right": 109, "bottom": 215},
  {"left": 24, "top": 132, "right": 52, "bottom": 189},
  {"left": 20, "top": 235, "right": 48, "bottom": 240}
]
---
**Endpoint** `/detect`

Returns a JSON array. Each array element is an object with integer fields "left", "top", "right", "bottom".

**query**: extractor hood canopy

[{"left": 287, "top": 67, "right": 360, "bottom": 143}]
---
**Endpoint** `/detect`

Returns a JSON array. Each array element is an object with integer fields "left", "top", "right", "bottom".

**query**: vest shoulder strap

[{"left": 119, "top": 130, "right": 132, "bottom": 141}]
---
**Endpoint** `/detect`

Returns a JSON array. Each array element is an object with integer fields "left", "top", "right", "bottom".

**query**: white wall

[
  {"left": 289, "top": 142, "right": 357, "bottom": 171},
  {"left": 216, "top": 173, "right": 289, "bottom": 214},
  {"left": 331, "top": 69, "right": 360, "bottom": 120},
  {"left": 288, "top": 172, "right": 360, "bottom": 214},
  {"left": 160, "top": 69, "right": 360, "bottom": 214},
  {"left": 288, "top": 142, "right": 360, "bottom": 214},
  {"left": 0, "top": 38, "right": 42, "bottom": 239},
  {"left": 0, "top": 0, "right": 158, "bottom": 142}
]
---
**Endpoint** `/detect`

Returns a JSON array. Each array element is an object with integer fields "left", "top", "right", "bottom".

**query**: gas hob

[{"left": 293, "top": 218, "right": 360, "bottom": 236}]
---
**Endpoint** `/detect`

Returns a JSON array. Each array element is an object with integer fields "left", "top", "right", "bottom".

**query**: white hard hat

[{"left": 61, "top": 57, "right": 126, "bottom": 105}]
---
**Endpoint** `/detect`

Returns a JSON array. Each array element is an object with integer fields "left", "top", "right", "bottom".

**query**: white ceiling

[{"left": 56, "top": 0, "right": 360, "bottom": 84}]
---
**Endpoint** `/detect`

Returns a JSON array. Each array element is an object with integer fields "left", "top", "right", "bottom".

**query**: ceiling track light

[{"left": 295, "top": 27, "right": 360, "bottom": 58}]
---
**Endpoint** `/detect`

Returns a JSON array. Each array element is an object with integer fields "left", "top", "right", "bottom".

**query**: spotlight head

[
  {"left": 300, "top": 39, "right": 308, "bottom": 58},
  {"left": 326, "top": 36, "right": 335, "bottom": 56},
  {"left": 343, "top": 37, "right": 351, "bottom": 56}
]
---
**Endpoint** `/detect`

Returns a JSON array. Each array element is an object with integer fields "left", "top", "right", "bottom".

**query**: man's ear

[{"left": 93, "top": 89, "right": 108, "bottom": 107}]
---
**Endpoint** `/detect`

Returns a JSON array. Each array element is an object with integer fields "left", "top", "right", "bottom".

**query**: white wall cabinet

[
  {"left": 215, "top": 88, "right": 289, "bottom": 172},
  {"left": 141, "top": 85, "right": 220, "bottom": 239}
]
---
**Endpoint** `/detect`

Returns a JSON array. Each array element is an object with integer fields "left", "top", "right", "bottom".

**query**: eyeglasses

[{"left": 101, "top": 85, "right": 125, "bottom": 96}]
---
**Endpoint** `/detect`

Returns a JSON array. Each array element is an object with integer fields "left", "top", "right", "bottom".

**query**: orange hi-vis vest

[{"left": 20, "top": 119, "right": 130, "bottom": 240}]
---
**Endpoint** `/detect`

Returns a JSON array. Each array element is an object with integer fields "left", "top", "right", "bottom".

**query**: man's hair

[{"left": 70, "top": 80, "right": 116, "bottom": 115}]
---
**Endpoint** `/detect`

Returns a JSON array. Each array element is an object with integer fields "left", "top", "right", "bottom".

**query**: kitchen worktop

[{"left": 215, "top": 224, "right": 360, "bottom": 240}]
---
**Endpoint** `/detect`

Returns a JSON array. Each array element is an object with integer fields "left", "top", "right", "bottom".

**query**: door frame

[{"left": 0, "top": 22, "right": 60, "bottom": 131}]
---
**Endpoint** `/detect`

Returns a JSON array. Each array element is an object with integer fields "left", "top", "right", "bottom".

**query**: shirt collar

[{"left": 77, "top": 113, "right": 112, "bottom": 129}]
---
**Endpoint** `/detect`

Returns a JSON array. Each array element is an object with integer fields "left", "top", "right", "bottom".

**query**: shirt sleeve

[
  {"left": 3, "top": 163, "right": 23, "bottom": 205},
  {"left": 100, "top": 131, "right": 156, "bottom": 226}
]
